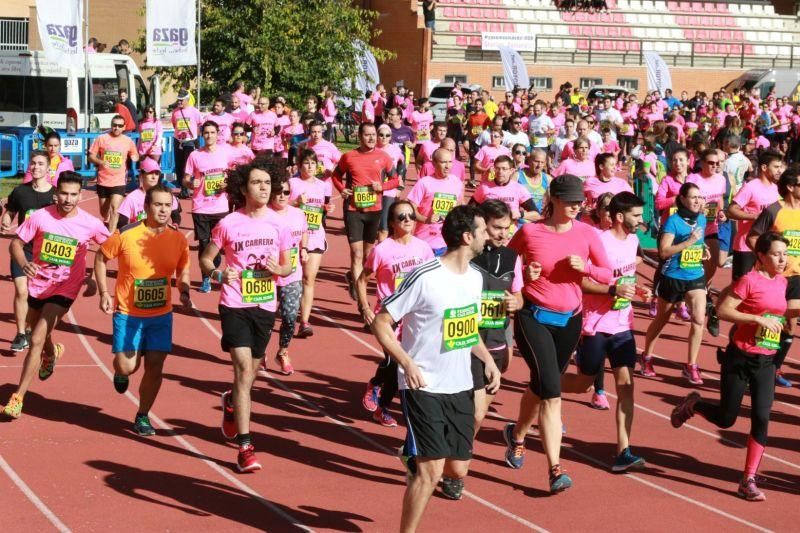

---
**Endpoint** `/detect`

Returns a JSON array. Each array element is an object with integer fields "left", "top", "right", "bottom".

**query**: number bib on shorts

[
  {"left": 612, "top": 276, "right": 637, "bottom": 310},
  {"left": 241, "top": 270, "right": 275, "bottom": 303},
  {"left": 104, "top": 150, "right": 123, "bottom": 169},
  {"left": 134, "top": 278, "right": 168, "bottom": 309},
  {"left": 783, "top": 230, "right": 800, "bottom": 257},
  {"left": 203, "top": 172, "right": 226, "bottom": 196},
  {"left": 353, "top": 186, "right": 377, "bottom": 209},
  {"left": 302, "top": 205, "right": 323, "bottom": 230},
  {"left": 704, "top": 202, "right": 718, "bottom": 219},
  {"left": 39, "top": 233, "right": 78, "bottom": 266},
  {"left": 680, "top": 245, "right": 703, "bottom": 270},
  {"left": 755, "top": 313, "right": 785, "bottom": 350},
  {"left": 140, "top": 129, "right": 155, "bottom": 142},
  {"left": 290, "top": 247, "right": 299, "bottom": 273},
  {"left": 442, "top": 303, "right": 480, "bottom": 352},
  {"left": 479, "top": 291, "right": 506, "bottom": 329},
  {"left": 432, "top": 192, "right": 457, "bottom": 217}
]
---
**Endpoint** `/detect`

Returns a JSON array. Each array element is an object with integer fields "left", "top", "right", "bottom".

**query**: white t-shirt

[
  {"left": 502, "top": 130, "right": 530, "bottom": 149},
  {"left": 527, "top": 114, "right": 555, "bottom": 148},
  {"left": 383, "top": 258, "right": 483, "bottom": 394}
]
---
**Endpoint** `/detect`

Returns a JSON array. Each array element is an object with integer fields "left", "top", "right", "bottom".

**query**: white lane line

[
  {"left": 0, "top": 453, "right": 72, "bottom": 532},
  {"left": 194, "top": 306, "right": 546, "bottom": 532},
  {"left": 0, "top": 364, "right": 99, "bottom": 368},
  {"left": 312, "top": 309, "right": 780, "bottom": 530},
  {"left": 64, "top": 310, "right": 313, "bottom": 533}
]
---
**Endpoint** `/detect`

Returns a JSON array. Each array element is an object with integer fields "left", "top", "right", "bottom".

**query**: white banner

[
  {"left": 354, "top": 40, "right": 380, "bottom": 96},
  {"left": 481, "top": 32, "right": 536, "bottom": 52},
  {"left": 498, "top": 46, "right": 529, "bottom": 91},
  {"left": 36, "top": 0, "right": 83, "bottom": 68},
  {"left": 146, "top": 0, "right": 197, "bottom": 67},
  {"left": 644, "top": 51, "right": 673, "bottom": 94}
]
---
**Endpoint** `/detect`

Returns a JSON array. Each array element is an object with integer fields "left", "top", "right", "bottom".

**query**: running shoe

[
  {"left": 221, "top": 390, "right": 237, "bottom": 440},
  {"left": 503, "top": 422, "right": 526, "bottom": 469},
  {"left": 639, "top": 355, "right": 657, "bottom": 378},
  {"left": 133, "top": 414, "right": 156, "bottom": 436},
  {"left": 775, "top": 371, "right": 793, "bottom": 388},
  {"left": 113, "top": 374, "right": 129, "bottom": 394},
  {"left": 296, "top": 322, "right": 314, "bottom": 338},
  {"left": 199, "top": 276, "right": 212, "bottom": 293},
  {"left": 2, "top": 393, "right": 23, "bottom": 419},
  {"left": 611, "top": 447, "right": 646, "bottom": 472},
  {"left": 38, "top": 343, "right": 64, "bottom": 381},
  {"left": 590, "top": 390, "right": 610, "bottom": 410},
  {"left": 683, "top": 363, "right": 704, "bottom": 386},
  {"left": 549, "top": 464, "right": 573, "bottom": 493},
  {"left": 675, "top": 303, "right": 691, "bottom": 321},
  {"left": 274, "top": 352, "right": 294, "bottom": 376},
  {"left": 648, "top": 298, "right": 658, "bottom": 318},
  {"left": 372, "top": 407, "right": 398, "bottom": 427},
  {"left": 670, "top": 391, "right": 700, "bottom": 428},
  {"left": 441, "top": 477, "right": 464, "bottom": 500},
  {"left": 344, "top": 271, "right": 356, "bottom": 301},
  {"left": 737, "top": 476, "right": 766, "bottom": 502},
  {"left": 706, "top": 301, "right": 720, "bottom": 337},
  {"left": 10, "top": 332, "right": 29, "bottom": 352},
  {"left": 236, "top": 444, "right": 262, "bottom": 473},
  {"left": 361, "top": 383, "right": 380, "bottom": 412}
]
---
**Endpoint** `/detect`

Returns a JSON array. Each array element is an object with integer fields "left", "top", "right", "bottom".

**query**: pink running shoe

[
  {"left": 670, "top": 391, "right": 700, "bottom": 428},
  {"left": 274, "top": 352, "right": 294, "bottom": 376},
  {"left": 590, "top": 391, "right": 610, "bottom": 410},
  {"left": 361, "top": 382, "right": 380, "bottom": 412},
  {"left": 639, "top": 356, "right": 657, "bottom": 378},
  {"left": 372, "top": 407, "right": 398, "bottom": 427},
  {"left": 683, "top": 363, "right": 704, "bottom": 386},
  {"left": 675, "top": 303, "right": 691, "bottom": 322},
  {"left": 737, "top": 476, "right": 766, "bottom": 502}
]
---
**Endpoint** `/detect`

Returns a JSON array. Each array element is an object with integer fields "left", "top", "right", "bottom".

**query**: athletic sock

[
  {"left": 135, "top": 412, "right": 147, "bottom": 420},
  {"left": 237, "top": 433, "right": 252, "bottom": 449},
  {"left": 744, "top": 436, "right": 765, "bottom": 478}
]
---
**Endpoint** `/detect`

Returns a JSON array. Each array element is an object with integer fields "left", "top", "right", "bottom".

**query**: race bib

[
  {"left": 24, "top": 209, "right": 35, "bottom": 220},
  {"left": 133, "top": 278, "right": 168, "bottom": 309},
  {"left": 315, "top": 162, "right": 326, "bottom": 178},
  {"left": 442, "top": 303, "right": 480, "bottom": 352},
  {"left": 479, "top": 291, "right": 506, "bottom": 329},
  {"left": 533, "top": 135, "right": 548, "bottom": 146},
  {"left": 353, "top": 186, "right": 377, "bottom": 209},
  {"left": 203, "top": 172, "right": 226, "bottom": 196},
  {"left": 136, "top": 211, "right": 147, "bottom": 221},
  {"left": 612, "top": 276, "right": 637, "bottom": 310},
  {"left": 39, "top": 233, "right": 78, "bottom": 266},
  {"left": 416, "top": 129, "right": 430, "bottom": 142},
  {"left": 176, "top": 118, "right": 191, "bottom": 132},
  {"left": 668, "top": 207, "right": 678, "bottom": 216},
  {"left": 394, "top": 271, "right": 406, "bottom": 290},
  {"left": 471, "top": 126, "right": 483, "bottom": 136},
  {"left": 783, "top": 230, "right": 800, "bottom": 257},
  {"left": 487, "top": 168, "right": 496, "bottom": 182},
  {"left": 755, "top": 313, "right": 785, "bottom": 350},
  {"left": 680, "top": 244, "right": 703, "bottom": 270},
  {"left": 241, "top": 270, "right": 275, "bottom": 304},
  {"left": 704, "top": 201, "right": 718, "bottom": 219},
  {"left": 621, "top": 124, "right": 631, "bottom": 134},
  {"left": 432, "top": 192, "right": 457, "bottom": 217},
  {"left": 290, "top": 247, "right": 299, "bottom": 273},
  {"left": 104, "top": 150, "right": 123, "bottom": 169},
  {"left": 302, "top": 204, "right": 323, "bottom": 230},
  {"left": 140, "top": 129, "right": 155, "bottom": 142}
]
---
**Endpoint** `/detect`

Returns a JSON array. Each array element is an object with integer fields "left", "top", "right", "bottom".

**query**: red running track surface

[{"left": 1, "top": 169, "right": 798, "bottom": 532}]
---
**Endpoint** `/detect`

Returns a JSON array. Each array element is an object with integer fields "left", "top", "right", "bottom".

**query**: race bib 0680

[{"left": 241, "top": 270, "right": 275, "bottom": 304}]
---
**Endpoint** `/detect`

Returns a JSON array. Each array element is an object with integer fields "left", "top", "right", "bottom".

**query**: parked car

[
  {"left": 585, "top": 85, "right": 630, "bottom": 101},
  {"left": 428, "top": 83, "right": 482, "bottom": 121}
]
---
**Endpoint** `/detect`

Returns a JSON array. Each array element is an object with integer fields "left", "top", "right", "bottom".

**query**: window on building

[
  {"left": 444, "top": 74, "right": 468, "bottom": 84},
  {"left": 529, "top": 77, "right": 553, "bottom": 91},
  {"left": 492, "top": 76, "right": 505, "bottom": 89},
  {"left": 616, "top": 78, "right": 639, "bottom": 90},
  {"left": 580, "top": 77, "right": 603, "bottom": 90}
]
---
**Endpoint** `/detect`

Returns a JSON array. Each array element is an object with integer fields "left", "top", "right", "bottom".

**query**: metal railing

[{"left": 0, "top": 18, "right": 28, "bottom": 51}]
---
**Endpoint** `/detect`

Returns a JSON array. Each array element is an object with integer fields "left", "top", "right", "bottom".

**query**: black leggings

[
  {"left": 369, "top": 352, "right": 398, "bottom": 409},
  {"left": 514, "top": 307, "right": 583, "bottom": 400},
  {"left": 694, "top": 344, "right": 776, "bottom": 446}
]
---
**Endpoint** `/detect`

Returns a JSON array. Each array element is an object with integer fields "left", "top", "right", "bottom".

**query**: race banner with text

[
  {"left": 498, "top": 46, "right": 529, "bottom": 91},
  {"left": 644, "top": 51, "right": 673, "bottom": 94},
  {"left": 146, "top": 0, "right": 197, "bottom": 66},
  {"left": 36, "top": 0, "right": 83, "bottom": 68}
]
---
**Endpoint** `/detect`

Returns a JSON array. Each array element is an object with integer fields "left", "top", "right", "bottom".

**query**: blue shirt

[{"left": 661, "top": 212, "right": 707, "bottom": 280}]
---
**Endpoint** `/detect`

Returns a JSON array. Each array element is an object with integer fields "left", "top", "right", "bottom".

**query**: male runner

[
  {"left": 95, "top": 183, "right": 191, "bottom": 435},
  {"left": 88, "top": 115, "right": 139, "bottom": 228}
]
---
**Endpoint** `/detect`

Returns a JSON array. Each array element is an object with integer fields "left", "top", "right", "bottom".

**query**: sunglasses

[
  {"left": 705, "top": 160, "right": 721, "bottom": 165},
  {"left": 378, "top": 133, "right": 392, "bottom": 138},
  {"left": 233, "top": 131, "right": 245, "bottom": 136},
  {"left": 395, "top": 213, "right": 414, "bottom": 222},
  {"left": 111, "top": 123, "right": 125, "bottom": 128},
  {"left": 514, "top": 150, "right": 527, "bottom": 155},
  {"left": 277, "top": 189, "right": 291, "bottom": 196}
]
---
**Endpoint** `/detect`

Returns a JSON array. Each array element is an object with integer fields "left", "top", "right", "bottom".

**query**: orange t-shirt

[
  {"left": 89, "top": 133, "right": 137, "bottom": 187},
  {"left": 100, "top": 221, "right": 190, "bottom": 317}
]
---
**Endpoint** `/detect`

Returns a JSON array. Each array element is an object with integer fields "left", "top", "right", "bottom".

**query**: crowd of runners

[{"left": 1, "top": 78, "right": 799, "bottom": 532}]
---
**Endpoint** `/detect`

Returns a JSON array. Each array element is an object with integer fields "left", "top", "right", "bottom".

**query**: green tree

[{"left": 138, "top": 0, "right": 393, "bottom": 107}]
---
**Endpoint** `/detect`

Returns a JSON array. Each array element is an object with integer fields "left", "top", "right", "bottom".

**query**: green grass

[{"left": 1, "top": 178, "right": 21, "bottom": 200}]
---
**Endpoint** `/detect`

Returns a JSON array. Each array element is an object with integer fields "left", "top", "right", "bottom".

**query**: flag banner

[
  {"left": 146, "top": 0, "right": 197, "bottom": 66},
  {"left": 644, "top": 51, "right": 673, "bottom": 94},
  {"left": 498, "top": 46, "right": 529, "bottom": 91},
  {"left": 36, "top": 0, "right": 83, "bottom": 68},
  {"left": 354, "top": 39, "right": 380, "bottom": 96}
]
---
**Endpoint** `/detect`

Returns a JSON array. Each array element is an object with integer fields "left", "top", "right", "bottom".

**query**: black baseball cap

[{"left": 549, "top": 174, "right": 585, "bottom": 202}]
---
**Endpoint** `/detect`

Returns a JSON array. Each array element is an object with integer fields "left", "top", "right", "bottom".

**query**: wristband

[
  {"left": 608, "top": 285, "right": 617, "bottom": 297},
  {"left": 211, "top": 269, "right": 223, "bottom": 283}
]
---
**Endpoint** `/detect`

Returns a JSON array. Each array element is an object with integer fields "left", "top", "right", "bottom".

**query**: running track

[{"left": 1, "top": 171, "right": 798, "bottom": 532}]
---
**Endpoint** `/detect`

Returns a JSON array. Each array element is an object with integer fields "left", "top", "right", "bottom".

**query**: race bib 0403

[
  {"left": 39, "top": 233, "right": 78, "bottom": 266},
  {"left": 353, "top": 186, "right": 377, "bottom": 209},
  {"left": 241, "top": 270, "right": 275, "bottom": 304},
  {"left": 479, "top": 291, "right": 506, "bottom": 329},
  {"left": 442, "top": 303, "right": 480, "bottom": 352},
  {"left": 133, "top": 278, "right": 168, "bottom": 309}
]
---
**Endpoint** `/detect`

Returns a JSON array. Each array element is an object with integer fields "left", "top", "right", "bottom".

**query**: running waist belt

[{"left": 526, "top": 303, "right": 574, "bottom": 327}]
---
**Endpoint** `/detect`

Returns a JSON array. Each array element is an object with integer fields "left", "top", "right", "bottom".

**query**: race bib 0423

[{"left": 680, "top": 245, "right": 703, "bottom": 270}]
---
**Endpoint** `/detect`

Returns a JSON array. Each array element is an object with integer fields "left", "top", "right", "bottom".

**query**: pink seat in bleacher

[
  {"left": 443, "top": 7, "right": 454, "bottom": 18},
  {"left": 668, "top": 1, "right": 679, "bottom": 10},
  {"left": 449, "top": 21, "right": 461, "bottom": 32},
  {"left": 497, "top": 9, "right": 508, "bottom": 19},
  {"left": 463, "top": 22, "right": 475, "bottom": 32},
  {"left": 477, "top": 21, "right": 488, "bottom": 32},
  {"left": 456, "top": 35, "right": 467, "bottom": 47},
  {"left": 456, "top": 7, "right": 467, "bottom": 18},
  {"left": 577, "top": 39, "right": 589, "bottom": 50},
  {"left": 502, "top": 23, "right": 514, "bottom": 32},
  {"left": 489, "top": 22, "right": 501, "bottom": 32},
  {"left": 468, "top": 35, "right": 481, "bottom": 46}
]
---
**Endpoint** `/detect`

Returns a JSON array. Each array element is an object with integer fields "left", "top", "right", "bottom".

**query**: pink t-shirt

[
  {"left": 602, "top": 139, "right": 620, "bottom": 154},
  {"left": 731, "top": 178, "right": 779, "bottom": 252},
  {"left": 472, "top": 180, "right": 532, "bottom": 220},
  {"left": 204, "top": 112, "right": 235, "bottom": 144},
  {"left": 16, "top": 205, "right": 110, "bottom": 300},
  {"left": 362, "top": 99, "right": 375, "bottom": 123},
  {"left": 687, "top": 172, "right": 726, "bottom": 235},
  {"left": 118, "top": 188, "right": 179, "bottom": 223},
  {"left": 137, "top": 118, "right": 163, "bottom": 156},
  {"left": 308, "top": 140, "right": 342, "bottom": 171},
  {"left": 410, "top": 110, "right": 434, "bottom": 144},
  {"left": 211, "top": 209, "right": 291, "bottom": 312},
  {"left": 268, "top": 206, "right": 308, "bottom": 287},
  {"left": 419, "top": 140, "right": 440, "bottom": 164},
  {"left": 364, "top": 236, "right": 434, "bottom": 311},
  {"left": 553, "top": 158, "right": 596, "bottom": 180},
  {"left": 233, "top": 91, "right": 252, "bottom": 110},
  {"left": 184, "top": 148, "right": 230, "bottom": 215},
  {"left": 272, "top": 114, "right": 292, "bottom": 156},
  {"left": 475, "top": 145, "right": 512, "bottom": 182},
  {"left": 23, "top": 157, "right": 74, "bottom": 186},
  {"left": 419, "top": 159, "right": 467, "bottom": 182},
  {"left": 732, "top": 270, "right": 788, "bottom": 355},
  {"left": 407, "top": 175, "right": 464, "bottom": 250},
  {"left": 224, "top": 143, "right": 256, "bottom": 169},
  {"left": 655, "top": 174, "right": 685, "bottom": 214},
  {"left": 171, "top": 106, "right": 203, "bottom": 141},
  {"left": 381, "top": 143, "right": 405, "bottom": 199},
  {"left": 583, "top": 176, "right": 633, "bottom": 206},
  {"left": 247, "top": 110, "right": 279, "bottom": 152},
  {"left": 289, "top": 176, "right": 332, "bottom": 252},
  {"left": 582, "top": 230, "right": 639, "bottom": 336},
  {"left": 322, "top": 98, "right": 337, "bottom": 124}
]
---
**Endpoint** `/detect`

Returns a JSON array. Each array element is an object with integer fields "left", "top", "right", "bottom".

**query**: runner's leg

[
  {"left": 15, "top": 303, "right": 65, "bottom": 397},
  {"left": 401, "top": 457, "right": 445, "bottom": 533},
  {"left": 299, "top": 252, "right": 323, "bottom": 324},
  {"left": 139, "top": 351, "right": 168, "bottom": 414},
  {"left": 12, "top": 277, "right": 28, "bottom": 336}
]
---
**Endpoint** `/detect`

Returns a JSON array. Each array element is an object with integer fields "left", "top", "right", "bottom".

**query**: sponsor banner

[
  {"left": 644, "top": 51, "right": 673, "bottom": 94},
  {"left": 146, "top": 0, "right": 197, "bottom": 66},
  {"left": 36, "top": 0, "right": 83, "bottom": 69},
  {"left": 481, "top": 32, "right": 536, "bottom": 52},
  {"left": 498, "top": 46, "right": 529, "bottom": 91}
]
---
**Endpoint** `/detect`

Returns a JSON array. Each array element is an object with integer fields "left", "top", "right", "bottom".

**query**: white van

[
  {"left": 723, "top": 69, "right": 800, "bottom": 101},
  {"left": 0, "top": 50, "right": 160, "bottom": 133}
]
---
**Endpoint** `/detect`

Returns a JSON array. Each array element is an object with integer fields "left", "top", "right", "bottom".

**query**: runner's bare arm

[
  {"left": 356, "top": 267, "right": 375, "bottom": 325},
  {"left": 94, "top": 251, "right": 114, "bottom": 314},
  {"left": 10, "top": 237, "right": 37, "bottom": 277},
  {"left": 717, "top": 290, "right": 782, "bottom": 333},
  {"left": 177, "top": 264, "right": 192, "bottom": 309}
]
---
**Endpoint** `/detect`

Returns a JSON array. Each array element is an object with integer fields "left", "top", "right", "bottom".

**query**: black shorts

[
  {"left": 192, "top": 212, "right": 227, "bottom": 243},
  {"left": 97, "top": 184, "right": 126, "bottom": 198},
  {"left": 219, "top": 305, "right": 275, "bottom": 358},
  {"left": 732, "top": 251, "right": 756, "bottom": 281},
  {"left": 10, "top": 247, "right": 34, "bottom": 279},
  {"left": 379, "top": 195, "right": 396, "bottom": 232},
  {"left": 471, "top": 350, "right": 507, "bottom": 391},
  {"left": 655, "top": 275, "right": 706, "bottom": 304},
  {"left": 27, "top": 294, "right": 74, "bottom": 311},
  {"left": 400, "top": 388, "right": 474, "bottom": 460},
  {"left": 576, "top": 331, "right": 637, "bottom": 376},
  {"left": 786, "top": 275, "right": 800, "bottom": 301},
  {"left": 344, "top": 210, "right": 380, "bottom": 244}
]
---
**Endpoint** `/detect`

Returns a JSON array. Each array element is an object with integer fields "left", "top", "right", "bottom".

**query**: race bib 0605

[{"left": 133, "top": 278, "right": 168, "bottom": 309}]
